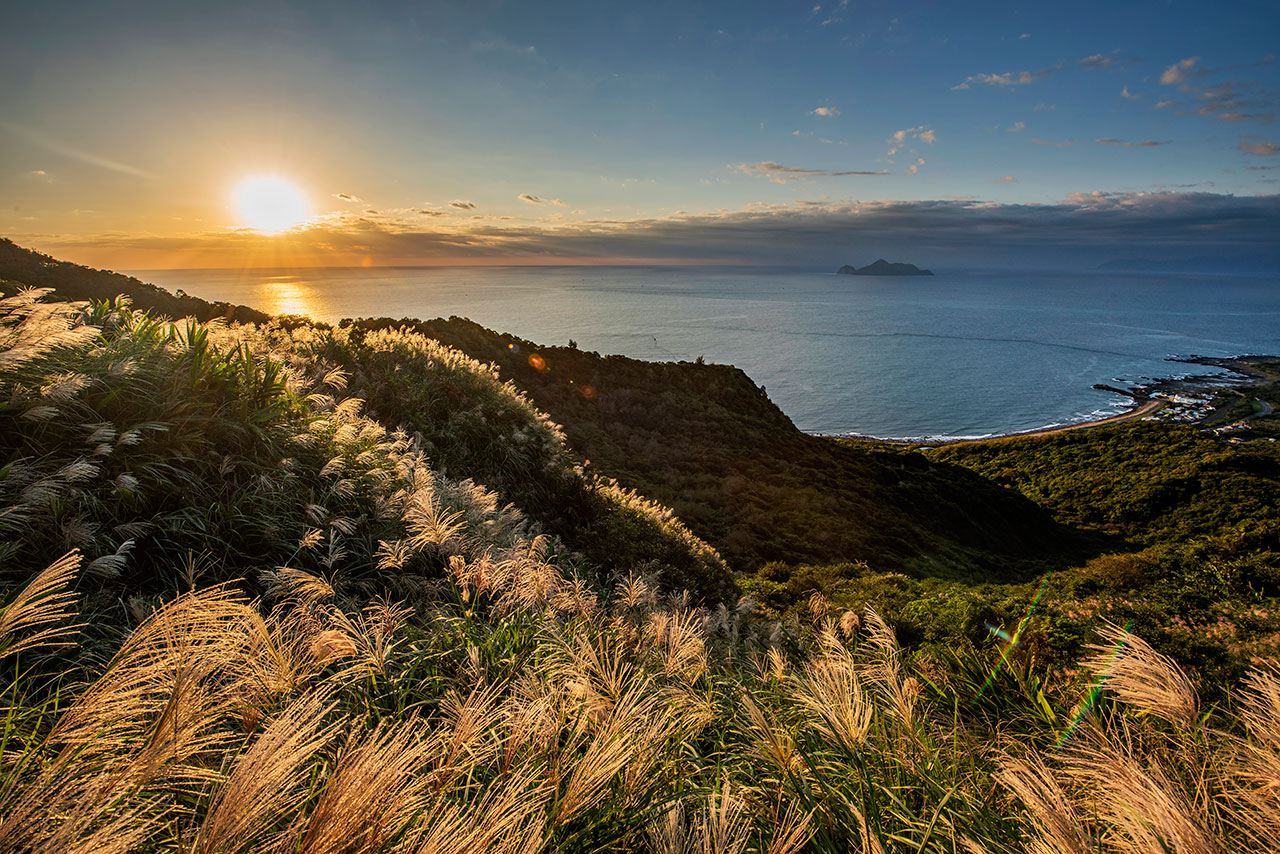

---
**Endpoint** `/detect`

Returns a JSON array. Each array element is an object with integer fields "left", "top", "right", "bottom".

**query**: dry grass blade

[
  {"left": 294, "top": 720, "right": 438, "bottom": 854},
  {"left": 1218, "top": 662, "right": 1280, "bottom": 850},
  {"left": 1062, "top": 729, "right": 1214, "bottom": 854},
  {"left": 790, "top": 639, "right": 872, "bottom": 750},
  {"left": 50, "top": 587, "right": 254, "bottom": 753},
  {"left": 1084, "top": 623, "right": 1199, "bottom": 728},
  {"left": 259, "top": 566, "right": 335, "bottom": 603},
  {"left": 649, "top": 801, "right": 690, "bottom": 854},
  {"left": 552, "top": 680, "right": 673, "bottom": 827},
  {"left": 694, "top": 780, "right": 750, "bottom": 854},
  {"left": 767, "top": 804, "right": 815, "bottom": 854},
  {"left": 1237, "top": 662, "right": 1280, "bottom": 749},
  {"left": 995, "top": 752, "right": 1091, "bottom": 854},
  {"left": 0, "top": 551, "right": 81, "bottom": 658},
  {"left": 193, "top": 691, "right": 339, "bottom": 854},
  {"left": 860, "top": 608, "right": 918, "bottom": 727}
]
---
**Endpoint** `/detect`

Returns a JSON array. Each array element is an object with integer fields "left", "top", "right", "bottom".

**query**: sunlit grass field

[{"left": 2, "top": 288, "right": 1278, "bottom": 852}]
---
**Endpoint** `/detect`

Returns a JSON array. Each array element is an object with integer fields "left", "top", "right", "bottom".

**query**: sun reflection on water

[{"left": 256, "top": 276, "right": 315, "bottom": 317}]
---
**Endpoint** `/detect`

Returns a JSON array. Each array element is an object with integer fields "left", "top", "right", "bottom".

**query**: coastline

[
  {"left": 921, "top": 397, "right": 1165, "bottom": 446},
  {"left": 823, "top": 354, "right": 1277, "bottom": 447}
]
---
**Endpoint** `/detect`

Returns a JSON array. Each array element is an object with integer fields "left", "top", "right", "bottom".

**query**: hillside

[
  {"left": 0, "top": 238, "right": 270, "bottom": 324},
  {"left": 350, "top": 316, "right": 1082, "bottom": 581},
  {"left": 0, "top": 291, "right": 1276, "bottom": 853},
  {"left": 1, "top": 247, "right": 1278, "bottom": 851},
  {"left": 0, "top": 240, "right": 1081, "bottom": 587}
]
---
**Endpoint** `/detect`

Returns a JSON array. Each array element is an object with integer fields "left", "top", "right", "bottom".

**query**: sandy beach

[{"left": 926, "top": 397, "right": 1166, "bottom": 446}]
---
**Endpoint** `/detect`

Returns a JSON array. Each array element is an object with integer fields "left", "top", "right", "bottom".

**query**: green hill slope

[{"left": 354, "top": 316, "right": 1086, "bottom": 581}]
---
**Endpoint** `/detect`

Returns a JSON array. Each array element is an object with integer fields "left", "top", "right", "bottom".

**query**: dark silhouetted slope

[
  {"left": 350, "top": 316, "right": 1084, "bottom": 581},
  {"left": 0, "top": 238, "right": 269, "bottom": 323}
]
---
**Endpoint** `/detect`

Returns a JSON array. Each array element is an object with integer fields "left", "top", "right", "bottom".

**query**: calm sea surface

[{"left": 128, "top": 266, "right": 1280, "bottom": 440}]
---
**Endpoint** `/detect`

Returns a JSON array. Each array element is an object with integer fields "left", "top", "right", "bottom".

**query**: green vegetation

[
  {"left": 350, "top": 316, "right": 1083, "bottom": 581},
  {"left": 0, "top": 291, "right": 730, "bottom": 611},
  {"left": 0, "top": 241, "right": 1276, "bottom": 850}
]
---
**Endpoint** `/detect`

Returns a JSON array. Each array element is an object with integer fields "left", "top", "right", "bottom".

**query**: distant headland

[{"left": 838, "top": 259, "right": 934, "bottom": 276}]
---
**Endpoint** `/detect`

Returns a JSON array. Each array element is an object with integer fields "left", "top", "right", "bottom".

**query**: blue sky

[{"left": 2, "top": 0, "right": 1277, "bottom": 267}]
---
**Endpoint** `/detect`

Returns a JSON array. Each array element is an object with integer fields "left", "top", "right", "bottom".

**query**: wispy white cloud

[
  {"left": 1239, "top": 139, "right": 1278, "bottom": 155},
  {"left": 519, "top": 194, "right": 566, "bottom": 206},
  {"left": 1160, "top": 56, "right": 1200, "bottom": 85},
  {"left": 988, "top": 175, "right": 1018, "bottom": 183},
  {"left": 952, "top": 66, "right": 1059, "bottom": 90},
  {"left": 1121, "top": 86, "right": 1140, "bottom": 100},
  {"left": 1007, "top": 121, "right": 1027, "bottom": 132},
  {"left": 890, "top": 126, "right": 936, "bottom": 144},
  {"left": 732, "top": 162, "right": 888, "bottom": 182},
  {"left": 1095, "top": 138, "right": 1170, "bottom": 147},
  {"left": 449, "top": 200, "right": 477, "bottom": 209},
  {"left": 1, "top": 122, "right": 152, "bottom": 179},
  {"left": 811, "top": 106, "right": 840, "bottom": 117},
  {"left": 334, "top": 193, "right": 363, "bottom": 203}
]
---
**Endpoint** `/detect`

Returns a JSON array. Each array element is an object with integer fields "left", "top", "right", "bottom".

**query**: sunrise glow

[{"left": 231, "top": 176, "right": 310, "bottom": 234}]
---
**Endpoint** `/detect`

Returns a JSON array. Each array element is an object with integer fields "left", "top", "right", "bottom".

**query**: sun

[{"left": 232, "top": 175, "right": 310, "bottom": 233}]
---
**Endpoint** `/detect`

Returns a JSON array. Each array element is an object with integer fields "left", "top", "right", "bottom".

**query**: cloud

[
  {"left": 988, "top": 176, "right": 1018, "bottom": 183},
  {"left": 1, "top": 121, "right": 152, "bottom": 179},
  {"left": 1019, "top": 33, "right": 1030, "bottom": 39},
  {"left": 890, "top": 126, "right": 936, "bottom": 144},
  {"left": 1121, "top": 86, "right": 1140, "bottom": 100},
  {"left": 334, "top": 193, "right": 363, "bottom": 203},
  {"left": 1155, "top": 76, "right": 1276, "bottom": 124},
  {"left": 1160, "top": 56, "right": 1200, "bottom": 85},
  {"left": 811, "top": 106, "right": 840, "bottom": 117},
  {"left": 952, "top": 66, "right": 1059, "bottom": 90},
  {"left": 471, "top": 38, "right": 536, "bottom": 54},
  {"left": 30, "top": 169, "right": 46, "bottom": 176},
  {"left": 1080, "top": 53, "right": 1114, "bottom": 69},
  {"left": 56, "top": 192, "right": 1279, "bottom": 270},
  {"left": 414, "top": 209, "right": 447, "bottom": 217},
  {"left": 1094, "top": 138, "right": 1170, "bottom": 147},
  {"left": 1239, "top": 139, "right": 1278, "bottom": 155},
  {"left": 519, "top": 194, "right": 567, "bottom": 206},
  {"left": 1007, "top": 121, "right": 1026, "bottom": 132},
  {"left": 732, "top": 162, "right": 888, "bottom": 182},
  {"left": 449, "top": 200, "right": 477, "bottom": 209}
]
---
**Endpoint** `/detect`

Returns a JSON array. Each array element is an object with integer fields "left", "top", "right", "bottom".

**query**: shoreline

[{"left": 821, "top": 354, "right": 1276, "bottom": 447}]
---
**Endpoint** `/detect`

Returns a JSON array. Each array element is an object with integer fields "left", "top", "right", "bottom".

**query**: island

[{"left": 838, "top": 258, "right": 934, "bottom": 276}]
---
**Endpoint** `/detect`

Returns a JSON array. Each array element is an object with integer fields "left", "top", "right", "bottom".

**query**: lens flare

[
  {"left": 1055, "top": 621, "right": 1133, "bottom": 749},
  {"left": 976, "top": 572, "right": 1052, "bottom": 698}
]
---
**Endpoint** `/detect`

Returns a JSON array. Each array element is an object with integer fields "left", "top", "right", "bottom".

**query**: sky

[{"left": 2, "top": 0, "right": 1278, "bottom": 269}]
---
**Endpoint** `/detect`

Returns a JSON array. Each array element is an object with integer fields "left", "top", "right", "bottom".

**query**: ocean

[{"left": 128, "top": 266, "right": 1280, "bottom": 440}]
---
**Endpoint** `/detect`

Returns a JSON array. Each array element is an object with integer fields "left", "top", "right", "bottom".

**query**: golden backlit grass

[{"left": 0, "top": 289, "right": 1277, "bottom": 852}]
